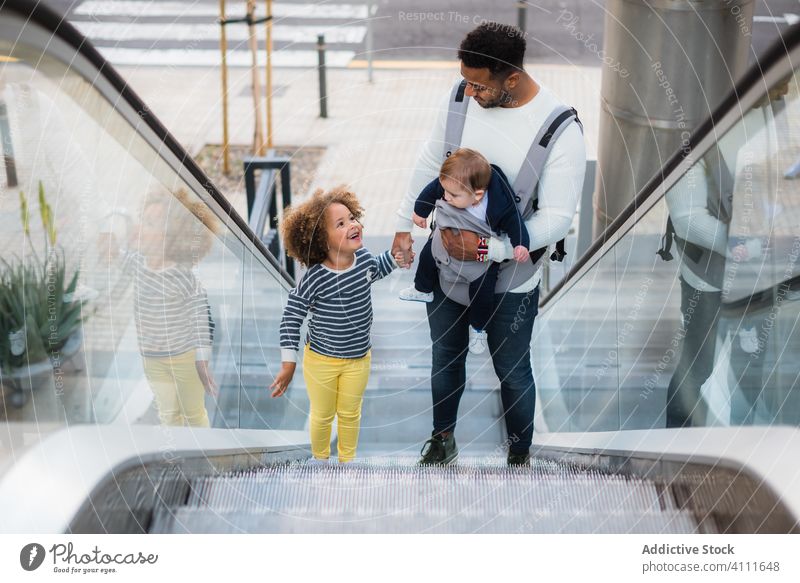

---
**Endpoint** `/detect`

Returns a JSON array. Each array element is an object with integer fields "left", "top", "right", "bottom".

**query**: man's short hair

[{"left": 458, "top": 22, "right": 526, "bottom": 78}]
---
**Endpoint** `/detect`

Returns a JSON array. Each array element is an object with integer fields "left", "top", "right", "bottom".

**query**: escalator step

[{"left": 148, "top": 457, "right": 716, "bottom": 534}]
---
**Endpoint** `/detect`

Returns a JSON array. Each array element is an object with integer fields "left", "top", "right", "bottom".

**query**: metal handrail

[
  {"left": 0, "top": 0, "right": 294, "bottom": 287},
  {"left": 244, "top": 155, "right": 294, "bottom": 281}
]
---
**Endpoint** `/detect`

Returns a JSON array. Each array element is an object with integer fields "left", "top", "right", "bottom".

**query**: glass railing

[
  {"left": 534, "top": 33, "right": 800, "bottom": 431},
  {"left": 0, "top": 2, "right": 298, "bottom": 434}
]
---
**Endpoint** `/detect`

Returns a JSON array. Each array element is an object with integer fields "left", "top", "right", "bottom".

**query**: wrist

[
  {"left": 488, "top": 235, "right": 514, "bottom": 262},
  {"left": 395, "top": 214, "right": 414, "bottom": 232}
]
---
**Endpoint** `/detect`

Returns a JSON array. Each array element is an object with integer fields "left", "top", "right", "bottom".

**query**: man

[
  {"left": 660, "top": 99, "right": 771, "bottom": 428},
  {"left": 392, "top": 23, "right": 586, "bottom": 465}
]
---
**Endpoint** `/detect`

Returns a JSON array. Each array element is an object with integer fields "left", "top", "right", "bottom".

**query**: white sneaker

[
  {"left": 738, "top": 326, "right": 759, "bottom": 354},
  {"left": 785, "top": 159, "right": 800, "bottom": 179},
  {"left": 468, "top": 327, "right": 488, "bottom": 355},
  {"left": 306, "top": 457, "right": 329, "bottom": 466},
  {"left": 399, "top": 286, "right": 434, "bottom": 303}
]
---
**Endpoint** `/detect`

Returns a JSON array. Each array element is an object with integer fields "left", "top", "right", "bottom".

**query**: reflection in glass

[
  {"left": 0, "top": 35, "right": 257, "bottom": 431},
  {"left": 534, "top": 249, "right": 620, "bottom": 432},
  {"left": 537, "top": 71, "right": 800, "bottom": 433},
  {"left": 101, "top": 191, "right": 219, "bottom": 427}
]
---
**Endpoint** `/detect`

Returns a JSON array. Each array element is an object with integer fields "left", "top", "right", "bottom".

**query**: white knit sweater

[{"left": 396, "top": 84, "right": 587, "bottom": 293}]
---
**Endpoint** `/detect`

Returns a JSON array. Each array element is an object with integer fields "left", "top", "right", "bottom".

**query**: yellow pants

[
  {"left": 142, "top": 350, "right": 210, "bottom": 428},
  {"left": 303, "top": 345, "right": 371, "bottom": 462}
]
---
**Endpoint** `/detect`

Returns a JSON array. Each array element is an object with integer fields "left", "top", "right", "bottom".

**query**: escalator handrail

[
  {"left": 540, "top": 21, "right": 800, "bottom": 308},
  {"left": 2, "top": 0, "right": 294, "bottom": 286}
]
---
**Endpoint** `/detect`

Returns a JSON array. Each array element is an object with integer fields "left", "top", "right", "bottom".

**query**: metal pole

[
  {"left": 593, "top": 0, "right": 754, "bottom": 236},
  {"left": 247, "top": 0, "right": 265, "bottom": 155},
  {"left": 265, "top": 0, "right": 274, "bottom": 148},
  {"left": 366, "top": 0, "right": 374, "bottom": 83},
  {"left": 517, "top": 1, "right": 527, "bottom": 34},
  {"left": 218, "top": 0, "right": 230, "bottom": 174},
  {"left": 0, "top": 100, "right": 18, "bottom": 188},
  {"left": 317, "top": 35, "right": 328, "bottom": 119}
]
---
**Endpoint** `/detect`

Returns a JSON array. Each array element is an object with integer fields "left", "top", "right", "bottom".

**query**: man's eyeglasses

[{"left": 464, "top": 80, "right": 492, "bottom": 94}]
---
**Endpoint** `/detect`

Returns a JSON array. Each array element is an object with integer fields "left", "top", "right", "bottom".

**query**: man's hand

[
  {"left": 412, "top": 212, "right": 427, "bottom": 229},
  {"left": 513, "top": 245, "right": 530, "bottom": 263},
  {"left": 391, "top": 231, "right": 415, "bottom": 268},
  {"left": 269, "top": 362, "right": 296, "bottom": 397},
  {"left": 731, "top": 243, "right": 749, "bottom": 262},
  {"left": 441, "top": 228, "right": 480, "bottom": 261}
]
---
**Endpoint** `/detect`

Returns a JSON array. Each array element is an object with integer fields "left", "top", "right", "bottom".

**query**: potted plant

[{"left": 0, "top": 181, "right": 89, "bottom": 406}]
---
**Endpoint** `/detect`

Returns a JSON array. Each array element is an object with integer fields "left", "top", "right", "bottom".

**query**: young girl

[{"left": 270, "top": 187, "right": 404, "bottom": 462}]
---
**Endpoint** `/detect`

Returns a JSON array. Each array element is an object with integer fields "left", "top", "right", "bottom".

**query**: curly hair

[
  {"left": 281, "top": 186, "right": 364, "bottom": 267},
  {"left": 458, "top": 22, "right": 526, "bottom": 78}
]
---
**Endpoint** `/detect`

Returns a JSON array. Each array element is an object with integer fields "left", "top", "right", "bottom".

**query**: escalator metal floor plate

[{"left": 149, "top": 457, "right": 714, "bottom": 533}]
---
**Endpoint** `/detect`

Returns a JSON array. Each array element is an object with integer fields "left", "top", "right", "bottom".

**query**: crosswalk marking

[
  {"left": 71, "top": 0, "right": 373, "bottom": 68},
  {"left": 74, "top": 21, "right": 366, "bottom": 45},
  {"left": 96, "top": 47, "right": 356, "bottom": 68},
  {"left": 75, "top": 1, "right": 372, "bottom": 20}
]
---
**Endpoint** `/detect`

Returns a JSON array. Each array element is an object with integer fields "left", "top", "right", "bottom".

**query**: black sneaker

[
  {"left": 507, "top": 451, "right": 531, "bottom": 466},
  {"left": 417, "top": 432, "right": 458, "bottom": 465}
]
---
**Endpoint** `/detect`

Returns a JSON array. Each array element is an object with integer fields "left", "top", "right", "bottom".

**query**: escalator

[{"left": 0, "top": 0, "right": 799, "bottom": 535}]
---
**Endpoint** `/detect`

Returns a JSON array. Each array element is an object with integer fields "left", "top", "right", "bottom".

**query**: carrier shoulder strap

[
  {"left": 657, "top": 217, "right": 676, "bottom": 261},
  {"left": 513, "top": 105, "right": 583, "bottom": 262},
  {"left": 656, "top": 144, "right": 734, "bottom": 262},
  {"left": 442, "top": 80, "right": 469, "bottom": 160}
]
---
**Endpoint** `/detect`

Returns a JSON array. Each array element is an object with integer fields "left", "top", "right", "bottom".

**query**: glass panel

[
  {"left": 720, "top": 75, "right": 800, "bottom": 426},
  {"left": 544, "top": 68, "right": 800, "bottom": 432},
  {"left": 534, "top": 248, "right": 620, "bottom": 432},
  {"left": 237, "top": 252, "right": 308, "bottom": 430},
  {"left": 0, "top": 28, "right": 254, "bottom": 430},
  {"left": 655, "top": 75, "right": 800, "bottom": 428},
  {"left": 614, "top": 198, "right": 684, "bottom": 430}
]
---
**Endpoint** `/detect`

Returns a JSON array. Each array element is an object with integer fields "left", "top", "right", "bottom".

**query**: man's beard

[{"left": 476, "top": 90, "right": 515, "bottom": 109}]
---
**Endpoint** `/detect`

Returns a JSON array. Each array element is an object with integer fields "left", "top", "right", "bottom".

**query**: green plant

[{"left": 0, "top": 182, "right": 86, "bottom": 371}]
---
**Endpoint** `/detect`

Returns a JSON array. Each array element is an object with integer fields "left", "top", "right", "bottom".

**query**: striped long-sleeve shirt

[
  {"left": 123, "top": 252, "right": 215, "bottom": 359},
  {"left": 279, "top": 248, "right": 397, "bottom": 361}
]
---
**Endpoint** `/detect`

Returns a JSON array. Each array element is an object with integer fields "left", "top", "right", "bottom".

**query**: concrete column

[{"left": 593, "top": 0, "right": 754, "bottom": 237}]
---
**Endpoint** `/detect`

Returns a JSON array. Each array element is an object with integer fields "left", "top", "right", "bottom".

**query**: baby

[{"left": 399, "top": 148, "right": 529, "bottom": 354}]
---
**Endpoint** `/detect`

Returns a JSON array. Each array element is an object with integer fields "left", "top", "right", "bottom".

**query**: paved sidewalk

[{"left": 118, "top": 62, "right": 601, "bottom": 235}]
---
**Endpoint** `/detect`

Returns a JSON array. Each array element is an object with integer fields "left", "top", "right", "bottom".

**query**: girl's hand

[
  {"left": 195, "top": 360, "right": 219, "bottom": 397},
  {"left": 269, "top": 362, "right": 296, "bottom": 397},
  {"left": 513, "top": 245, "right": 530, "bottom": 263},
  {"left": 412, "top": 213, "right": 427, "bottom": 229},
  {"left": 393, "top": 251, "right": 408, "bottom": 268}
]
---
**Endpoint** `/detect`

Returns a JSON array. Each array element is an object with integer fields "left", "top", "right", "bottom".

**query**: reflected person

[
  {"left": 659, "top": 104, "right": 772, "bottom": 427},
  {"left": 101, "top": 190, "right": 219, "bottom": 427}
]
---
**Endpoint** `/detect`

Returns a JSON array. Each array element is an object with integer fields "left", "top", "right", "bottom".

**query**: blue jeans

[{"left": 426, "top": 279, "right": 539, "bottom": 454}]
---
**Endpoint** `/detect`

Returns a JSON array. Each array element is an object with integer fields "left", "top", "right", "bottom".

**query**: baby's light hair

[{"left": 439, "top": 148, "right": 492, "bottom": 194}]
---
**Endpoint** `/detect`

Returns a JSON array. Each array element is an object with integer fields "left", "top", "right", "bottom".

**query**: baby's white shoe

[
  {"left": 399, "top": 286, "right": 434, "bottom": 303},
  {"left": 738, "top": 326, "right": 759, "bottom": 354},
  {"left": 468, "top": 327, "right": 488, "bottom": 355},
  {"left": 785, "top": 159, "right": 800, "bottom": 179}
]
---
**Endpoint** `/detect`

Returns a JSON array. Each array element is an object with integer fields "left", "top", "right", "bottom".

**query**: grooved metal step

[{"left": 148, "top": 457, "right": 714, "bottom": 534}]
